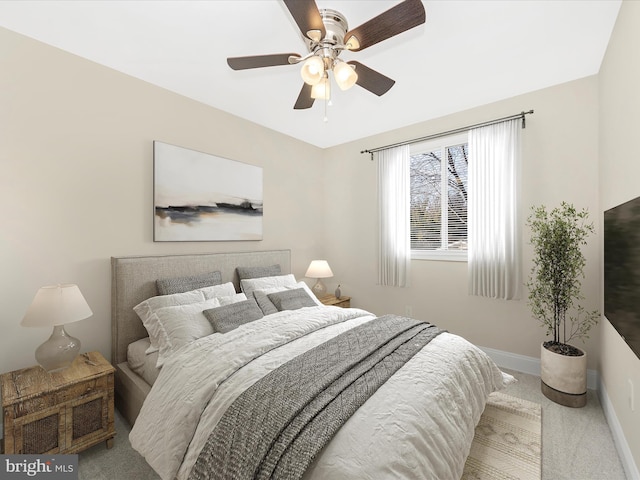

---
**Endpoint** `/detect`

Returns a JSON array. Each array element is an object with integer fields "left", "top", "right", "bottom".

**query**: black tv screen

[{"left": 604, "top": 195, "right": 640, "bottom": 359}]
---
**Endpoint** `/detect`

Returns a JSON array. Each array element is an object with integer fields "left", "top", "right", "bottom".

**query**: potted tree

[{"left": 526, "top": 202, "right": 599, "bottom": 407}]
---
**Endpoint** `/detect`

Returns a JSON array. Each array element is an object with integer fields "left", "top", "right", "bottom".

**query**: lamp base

[
  {"left": 35, "top": 325, "right": 81, "bottom": 372},
  {"left": 311, "top": 279, "right": 327, "bottom": 297}
]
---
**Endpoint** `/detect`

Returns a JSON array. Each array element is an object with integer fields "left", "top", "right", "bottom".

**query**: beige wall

[
  {"left": 0, "top": 27, "right": 325, "bottom": 373},
  {"left": 1, "top": 5, "right": 638, "bottom": 470},
  {"left": 324, "top": 76, "right": 601, "bottom": 368},
  {"left": 599, "top": 0, "right": 640, "bottom": 471}
]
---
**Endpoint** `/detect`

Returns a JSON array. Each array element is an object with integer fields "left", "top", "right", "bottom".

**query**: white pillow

[
  {"left": 200, "top": 282, "right": 238, "bottom": 300},
  {"left": 216, "top": 292, "right": 247, "bottom": 305},
  {"left": 134, "top": 289, "right": 206, "bottom": 354},
  {"left": 134, "top": 282, "right": 237, "bottom": 354},
  {"left": 240, "top": 274, "right": 297, "bottom": 295},
  {"left": 154, "top": 292, "right": 247, "bottom": 368},
  {"left": 153, "top": 298, "right": 220, "bottom": 368}
]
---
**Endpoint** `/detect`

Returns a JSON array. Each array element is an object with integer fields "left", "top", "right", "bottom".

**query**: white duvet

[{"left": 130, "top": 306, "right": 509, "bottom": 480}]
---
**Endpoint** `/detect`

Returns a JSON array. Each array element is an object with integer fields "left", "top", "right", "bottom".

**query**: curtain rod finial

[{"left": 360, "top": 149, "right": 374, "bottom": 161}]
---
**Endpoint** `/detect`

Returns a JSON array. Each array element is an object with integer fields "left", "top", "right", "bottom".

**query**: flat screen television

[{"left": 604, "top": 195, "right": 640, "bottom": 359}]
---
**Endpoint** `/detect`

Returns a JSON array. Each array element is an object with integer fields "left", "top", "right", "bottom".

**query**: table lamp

[
  {"left": 21, "top": 284, "right": 93, "bottom": 372},
  {"left": 305, "top": 260, "right": 333, "bottom": 297}
]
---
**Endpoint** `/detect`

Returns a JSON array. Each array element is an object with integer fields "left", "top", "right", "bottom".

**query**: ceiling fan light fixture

[
  {"left": 228, "top": 0, "right": 426, "bottom": 111},
  {"left": 344, "top": 35, "right": 360, "bottom": 51},
  {"left": 300, "top": 56, "right": 325, "bottom": 86},
  {"left": 311, "top": 75, "right": 331, "bottom": 100},
  {"left": 306, "top": 29, "right": 323, "bottom": 43},
  {"left": 333, "top": 61, "right": 358, "bottom": 91}
]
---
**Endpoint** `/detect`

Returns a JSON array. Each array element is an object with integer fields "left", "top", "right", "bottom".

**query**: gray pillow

[
  {"left": 267, "top": 288, "right": 316, "bottom": 311},
  {"left": 252, "top": 290, "right": 279, "bottom": 316},
  {"left": 204, "top": 298, "right": 264, "bottom": 333},
  {"left": 236, "top": 265, "right": 281, "bottom": 280},
  {"left": 156, "top": 271, "right": 223, "bottom": 295}
]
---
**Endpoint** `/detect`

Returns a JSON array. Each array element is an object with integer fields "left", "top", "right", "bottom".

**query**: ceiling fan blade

[
  {"left": 344, "top": 0, "right": 426, "bottom": 52},
  {"left": 227, "top": 53, "right": 301, "bottom": 70},
  {"left": 294, "top": 83, "right": 315, "bottom": 109},
  {"left": 283, "top": 0, "right": 326, "bottom": 43},
  {"left": 348, "top": 61, "right": 395, "bottom": 96}
]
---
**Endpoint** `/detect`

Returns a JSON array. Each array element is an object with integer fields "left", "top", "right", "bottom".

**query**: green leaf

[{"left": 526, "top": 202, "right": 599, "bottom": 344}]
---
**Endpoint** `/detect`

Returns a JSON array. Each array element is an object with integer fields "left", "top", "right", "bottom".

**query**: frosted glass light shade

[
  {"left": 305, "top": 260, "right": 334, "bottom": 297},
  {"left": 300, "top": 56, "right": 325, "bottom": 86},
  {"left": 21, "top": 284, "right": 92, "bottom": 372},
  {"left": 311, "top": 76, "right": 331, "bottom": 100},
  {"left": 333, "top": 61, "right": 358, "bottom": 90}
]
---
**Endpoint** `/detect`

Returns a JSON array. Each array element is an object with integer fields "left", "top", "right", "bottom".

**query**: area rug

[{"left": 461, "top": 392, "right": 542, "bottom": 480}]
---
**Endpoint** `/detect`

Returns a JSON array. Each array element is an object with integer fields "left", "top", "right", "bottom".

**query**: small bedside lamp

[
  {"left": 21, "top": 284, "right": 93, "bottom": 372},
  {"left": 305, "top": 260, "right": 333, "bottom": 297}
]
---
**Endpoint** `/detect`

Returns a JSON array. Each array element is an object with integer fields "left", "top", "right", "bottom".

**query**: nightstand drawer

[{"left": 9, "top": 376, "right": 108, "bottom": 419}]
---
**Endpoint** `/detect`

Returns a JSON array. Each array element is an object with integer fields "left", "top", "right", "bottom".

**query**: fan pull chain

[
  {"left": 323, "top": 96, "right": 328, "bottom": 122},
  {"left": 323, "top": 80, "right": 331, "bottom": 122}
]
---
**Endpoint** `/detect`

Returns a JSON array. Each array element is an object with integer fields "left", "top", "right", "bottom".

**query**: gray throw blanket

[{"left": 189, "top": 314, "right": 444, "bottom": 480}]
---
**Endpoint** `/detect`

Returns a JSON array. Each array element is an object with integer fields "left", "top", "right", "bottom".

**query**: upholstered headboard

[{"left": 110, "top": 250, "right": 291, "bottom": 366}]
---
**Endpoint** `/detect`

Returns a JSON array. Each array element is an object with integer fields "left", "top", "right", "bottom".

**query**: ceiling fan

[{"left": 227, "top": 0, "right": 426, "bottom": 110}]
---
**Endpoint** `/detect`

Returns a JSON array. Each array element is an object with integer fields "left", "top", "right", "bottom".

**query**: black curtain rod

[{"left": 361, "top": 109, "right": 534, "bottom": 160}]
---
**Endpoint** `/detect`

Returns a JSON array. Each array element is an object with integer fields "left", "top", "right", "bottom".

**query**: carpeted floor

[
  {"left": 500, "top": 369, "right": 627, "bottom": 480},
  {"left": 77, "top": 369, "right": 628, "bottom": 480}
]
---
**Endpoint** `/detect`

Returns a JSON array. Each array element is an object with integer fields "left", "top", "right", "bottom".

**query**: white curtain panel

[
  {"left": 377, "top": 145, "right": 411, "bottom": 287},
  {"left": 468, "top": 119, "right": 522, "bottom": 300}
]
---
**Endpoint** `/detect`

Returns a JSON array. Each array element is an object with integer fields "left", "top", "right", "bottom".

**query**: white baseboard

[
  {"left": 479, "top": 345, "right": 638, "bottom": 480},
  {"left": 598, "top": 377, "right": 640, "bottom": 480}
]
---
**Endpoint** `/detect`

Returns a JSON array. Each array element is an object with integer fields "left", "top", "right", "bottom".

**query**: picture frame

[{"left": 153, "top": 141, "right": 263, "bottom": 241}]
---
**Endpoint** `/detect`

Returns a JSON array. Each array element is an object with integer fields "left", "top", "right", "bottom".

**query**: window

[{"left": 410, "top": 133, "right": 468, "bottom": 261}]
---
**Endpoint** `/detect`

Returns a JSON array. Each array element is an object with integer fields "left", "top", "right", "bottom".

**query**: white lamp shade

[
  {"left": 300, "top": 56, "right": 325, "bottom": 86},
  {"left": 305, "top": 260, "right": 334, "bottom": 279},
  {"left": 333, "top": 61, "right": 358, "bottom": 91},
  {"left": 21, "top": 284, "right": 93, "bottom": 327},
  {"left": 311, "top": 76, "right": 331, "bottom": 100}
]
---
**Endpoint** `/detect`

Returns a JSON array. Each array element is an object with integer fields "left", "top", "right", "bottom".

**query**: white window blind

[{"left": 410, "top": 133, "right": 468, "bottom": 261}]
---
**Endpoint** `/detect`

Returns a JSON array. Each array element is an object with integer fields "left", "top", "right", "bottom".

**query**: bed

[{"left": 111, "top": 250, "right": 511, "bottom": 480}]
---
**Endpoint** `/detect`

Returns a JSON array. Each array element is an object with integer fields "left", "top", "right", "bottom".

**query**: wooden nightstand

[
  {"left": 1, "top": 351, "right": 115, "bottom": 455},
  {"left": 319, "top": 294, "right": 351, "bottom": 308}
]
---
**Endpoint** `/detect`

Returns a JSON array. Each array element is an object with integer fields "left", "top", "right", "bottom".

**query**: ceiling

[{"left": 0, "top": 1, "right": 621, "bottom": 148}]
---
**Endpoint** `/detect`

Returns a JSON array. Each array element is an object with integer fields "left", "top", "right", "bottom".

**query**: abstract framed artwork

[{"left": 153, "top": 141, "right": 263, "bottom": 241}]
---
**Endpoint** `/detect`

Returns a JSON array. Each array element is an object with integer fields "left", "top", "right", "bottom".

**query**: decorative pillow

[
  {"left": 252, "top": 290, "right": 279, "bottom": 316},
  {"left": 204, "top": 298, "right": 264, "bottom": 334},
  {"left": 292, "top": 282, "right": 323, "bottom": 306},
  {"left": 240, "top": 274, "right": 297, "bottom": 295},
  {"left": 236, "top": 265, "right": 281, "bottom": 280},
  {"left": 154, "top": 297, "right": 224, "bottom": 368},
  {"left": 133, "top": 289, "right": 206, "bottom": 354},
  {"left": 268, "top": 288, "right": 317, "bottom": 311},
  {"left": 156, "top": 271, "right": 223, "bottom": 295},
  {"left": 251, "top": 281, "right": 323, "bottom": 315}
]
